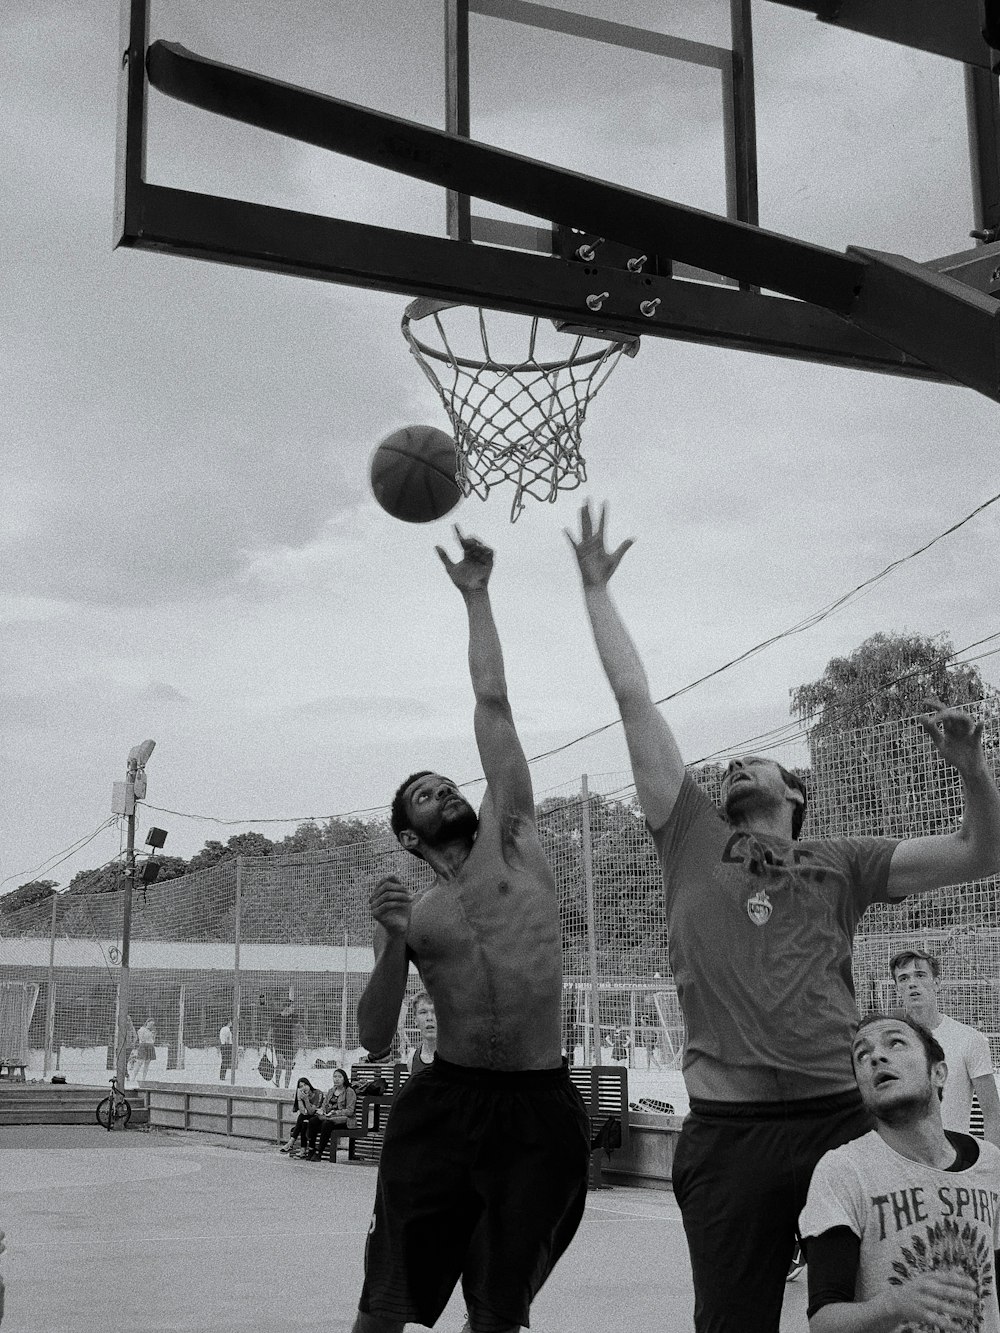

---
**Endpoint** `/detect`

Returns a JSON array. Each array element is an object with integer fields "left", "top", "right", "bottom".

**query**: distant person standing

[
  {"left": 891, "top": 947, "right": 1000, "bottom": 1148},
  {"left": 408, "top": 992, "right": 437, "bottom": 1074},
  {"left": 268, "top": 1003, "right": 298, "bottom": 1089},
  {"left": 135, "top": 1019, "right": 157, "bottom": 1084},
  {"left": 219, "top": 1021, "right": 233, "bottom": 1081}
]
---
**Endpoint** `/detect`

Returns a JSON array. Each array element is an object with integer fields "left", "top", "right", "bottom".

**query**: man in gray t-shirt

[{"left": 567, "top": 500, "right": 1000, "bottom": 1333}]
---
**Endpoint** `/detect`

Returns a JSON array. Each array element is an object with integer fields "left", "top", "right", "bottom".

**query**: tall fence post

[
  {"left": 231, "top": 857, "right": 242, "bottom": 1087},
  {"left": 581, "top": 774, "right": 602, "bottom": 1065},
  {"left": 340, "top": 931, "right": 349, "bottom": 1066},
  {"left": 43, "top": 893, "right": 58, "bottom": 1075}
]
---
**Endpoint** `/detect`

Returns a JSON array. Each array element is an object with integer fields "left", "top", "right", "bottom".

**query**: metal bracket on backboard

[{"left": 444, "top": 0, "right": 758, "bottom": 289}]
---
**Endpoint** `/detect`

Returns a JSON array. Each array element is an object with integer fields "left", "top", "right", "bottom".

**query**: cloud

[
  {"left": 140, "top": 682, "right": 191, "bottom": 704},
  {"left": 290, "top": 694, "right": 438, "bottom": 722}
]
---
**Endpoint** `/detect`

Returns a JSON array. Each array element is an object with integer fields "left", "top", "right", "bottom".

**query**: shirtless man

[{"left": 353, "top": 529, "right": 590, "bottom": 1333}]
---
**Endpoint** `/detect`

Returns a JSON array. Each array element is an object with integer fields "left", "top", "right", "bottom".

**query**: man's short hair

[
  {"left": 888, "top": 948, "right": 940, "bottom": 980},
  {"left": 855, "top": 1012, "right": 946, "bottom": 1098},
  {"left": 776, "top": 764, "right": 808, "bottom": 840},
  {"left": 411, "top": 990, "right": 433, "bottom": 1013},
  {"left": 391, "top": 771, "right": 435, "bottom": 840}
]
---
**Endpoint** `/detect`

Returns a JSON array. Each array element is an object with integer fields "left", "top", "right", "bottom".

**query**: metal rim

[{"left": 401, "top": 309, "right": 622, "bottom": 375}]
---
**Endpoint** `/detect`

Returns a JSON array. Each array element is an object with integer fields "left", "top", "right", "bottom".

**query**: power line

[
  {"left": 14, "top": 493, "right": 1000, "bottom": 864},
  {"left": 525, "top": 492, "right": 1000, "bottom": 767},
  {"left": 0, "top": 817, "right": 119, "bottom": 890},
  {"left": 134, "top": 628, "right": 1000, "bottom": 833}
]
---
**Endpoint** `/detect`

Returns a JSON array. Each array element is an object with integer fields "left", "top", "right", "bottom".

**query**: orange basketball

[{"left": 370, "top": 425, "right": 462, "bottom": 524}]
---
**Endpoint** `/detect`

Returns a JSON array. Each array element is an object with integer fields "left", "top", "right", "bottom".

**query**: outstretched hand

[
  {"left": 917, "top": 697, "right": 986, "bottom": 772},
  {"left": 436, "top": 526, "right": 494, "bottom": 593},
  {"left": 566, "top": 500, "right": 634, "bottom": 589}
]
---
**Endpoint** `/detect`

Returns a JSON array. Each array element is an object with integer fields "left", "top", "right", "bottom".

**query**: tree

[
  {"left": 791, "top": 630, "right": 1000, "bottom": 928},
  {"left": 278, "top": 816, "right": 389, "bottom": 855},
  {"left": 0, "top": 879, "right": 58, "bottom": 918},
  {"left": 65, "top": 863, "right": 123, "bottom": 895},
  {"left": 790, "top": 631, "right": 995, "bottom": 736},
  {"left": 186, "top": 832, "right": 276, "bottom": 873}
]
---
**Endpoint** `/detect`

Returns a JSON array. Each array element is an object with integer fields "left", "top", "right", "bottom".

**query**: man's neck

[
  {"left": 420, "top": 1038, "right": 437, "bottom": 1062},
  {"left": 904, "top": 999, "right": 941, "bottom": 1030},
  {"left": 422, "top": 837, "right": 475, "bottom": 880},
  {"left": 728, "top": 811, "right": 795, "bottom": 841},
  {"left": 876, "top": 1113, "right": 955, "bottom": 1169}
]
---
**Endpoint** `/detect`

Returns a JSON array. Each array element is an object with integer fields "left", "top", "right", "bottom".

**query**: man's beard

[
  {"left": 426, "top": 803, "right": 479, "bottom": 846},
  {"left": 723, "top": 786, "right": 755, "bottom": 823},
  {"left": 873, "top": 1085, "right": 936, "bottom": 1128}
]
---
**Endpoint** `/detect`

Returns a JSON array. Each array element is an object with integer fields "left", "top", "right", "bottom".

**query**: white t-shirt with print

[
  {"left": 934, "top": 1014, "right": 994, "bottom": 1134},
  {"left": 801, "top": 1130, "right": 1000, "bottom": 1333}
]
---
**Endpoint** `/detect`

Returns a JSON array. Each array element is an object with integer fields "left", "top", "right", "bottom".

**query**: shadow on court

[{"left": 0, "top": 1127, "right": 808, "bottom": 1333}]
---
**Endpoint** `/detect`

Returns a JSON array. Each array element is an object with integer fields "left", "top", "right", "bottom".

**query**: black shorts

[
  {"left": 672, "top": 1089, "right": 872, "bottom": 1333},
  {"left": 359, "top": 1056, "right": 591, "bottom": 1330}
]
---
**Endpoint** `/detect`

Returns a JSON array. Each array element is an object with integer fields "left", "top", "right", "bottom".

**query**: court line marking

[{"left": 586, "top": 1203, "right": 683, "bottom": 1223}]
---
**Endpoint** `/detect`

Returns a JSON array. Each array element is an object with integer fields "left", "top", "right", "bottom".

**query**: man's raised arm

[
  {"left": 567, "top": 502, "right": 685, "bottom": 831},
  {"left": 436, "top": 528, "right": 533, "bottom": 819},
  {"left": 886, "top": 700, "right": 1000, "bottom": 898}
]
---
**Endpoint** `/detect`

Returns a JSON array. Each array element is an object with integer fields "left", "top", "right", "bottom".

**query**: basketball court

[
  {"left": 0, "top": 1125, "right": 808, "bottom": 1333},
  {"left": 4, "top": 2, "right": 1000, "bottom": 1331}
]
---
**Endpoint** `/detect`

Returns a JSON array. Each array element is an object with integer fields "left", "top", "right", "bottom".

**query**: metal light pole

[{"left": 114, "top": 739, "right": 155, "bottom": 1088}]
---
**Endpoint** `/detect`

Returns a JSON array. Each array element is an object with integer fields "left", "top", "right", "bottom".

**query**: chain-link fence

[{"left": 2, "top": 705, "right": 998, "bottom": 1113}]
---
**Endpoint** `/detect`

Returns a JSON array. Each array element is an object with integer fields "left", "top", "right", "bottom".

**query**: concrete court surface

[{"left": 0, "top": 1126, "right": 809, "bottom": 1333}]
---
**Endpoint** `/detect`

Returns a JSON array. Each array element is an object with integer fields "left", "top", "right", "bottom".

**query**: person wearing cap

[{"left": 891, "top": 947, "right": 1000, "bottom": 1148}]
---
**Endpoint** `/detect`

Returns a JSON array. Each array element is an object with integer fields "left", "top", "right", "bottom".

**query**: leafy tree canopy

[
  {"left": 790, "top": 631, "right": 995, "bottom": 737},
  {"left": 0, "top": 879, "right": 58, "bottom": 917}
]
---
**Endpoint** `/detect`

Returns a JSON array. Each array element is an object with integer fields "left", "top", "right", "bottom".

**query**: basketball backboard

[{"left": 116, "top": 0, "right": 1000, "bottom": 402}]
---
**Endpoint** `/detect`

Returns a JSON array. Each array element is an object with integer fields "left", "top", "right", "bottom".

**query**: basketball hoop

[{"left": 401, "top": 300, "right": 638, "bottom": 522}]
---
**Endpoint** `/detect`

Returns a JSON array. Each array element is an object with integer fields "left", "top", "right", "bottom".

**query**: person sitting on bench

[
  {"left": 310, "top": 1068, "right": 357, "bottom": 1160},
  {"left": 279, "top": 1077, "right": 320, "bottom": 1157}
]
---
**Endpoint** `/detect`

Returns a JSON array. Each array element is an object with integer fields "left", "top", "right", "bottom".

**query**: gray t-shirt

[
  {"left": 801, "top": 1129, "right": 1000, "bottom": 1333},
  {"left": 650, "top": 776, "right": 899, "bottom": 1100}
]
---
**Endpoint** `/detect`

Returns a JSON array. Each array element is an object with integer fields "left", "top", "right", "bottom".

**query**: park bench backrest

[{"left": 346, "top": 1062, "right": 629, "bottom": 1176}]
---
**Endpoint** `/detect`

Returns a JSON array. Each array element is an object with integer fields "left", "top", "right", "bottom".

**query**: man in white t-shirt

[
  {"left": 800, "top": 1013, "right": 1000, "bottom": 1332},
  {"left": 891, "top": 948, "right": 1000, "bottom": 1149},
  {"left": 219, "top": 1022, "right": 233, "bottom": 1080}
]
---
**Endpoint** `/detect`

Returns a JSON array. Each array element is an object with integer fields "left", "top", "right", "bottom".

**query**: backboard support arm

[{"left": 143, "top": 40, "right": 865, "bottom": 310}]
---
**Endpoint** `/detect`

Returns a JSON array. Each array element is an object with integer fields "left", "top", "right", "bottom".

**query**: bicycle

[{"left": 96, "top": 1075, "right": 132, "bottom": 1131}]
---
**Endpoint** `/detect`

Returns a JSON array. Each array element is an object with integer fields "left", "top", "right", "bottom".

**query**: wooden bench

[
  {"left": 346, "top": 1062, "right": 404, "bottom": 1164},
  {"left": 345, "top": 1062, "right": 629, "bottom": 1187},
  {"left": 0, "top": 1063, "right": 26, "bottom": 1082}
]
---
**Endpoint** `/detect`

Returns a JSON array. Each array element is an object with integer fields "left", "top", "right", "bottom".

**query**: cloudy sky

[{"left": 3, "top": 0, "right": 999, "bottom": 895}]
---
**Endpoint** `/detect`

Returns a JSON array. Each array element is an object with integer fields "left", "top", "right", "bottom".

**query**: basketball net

[{"left": 401, "top": 300, "right": 638, "bottom": 521}]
